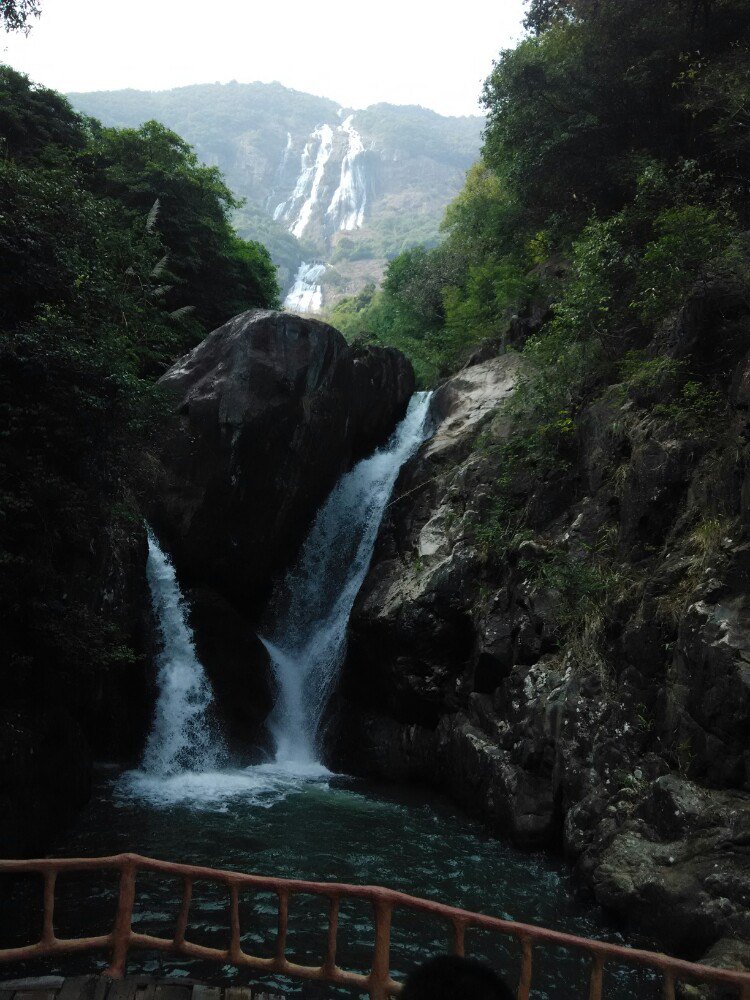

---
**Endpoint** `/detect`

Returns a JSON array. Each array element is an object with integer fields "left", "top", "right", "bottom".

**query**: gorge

[
  {"left": 0, "top": 314, "right": 659, "bottom": 999},
  {"left": 5, "top": 301, "right": 750, "bottom": 993},
  {"left": 3, "top": 0, "right": 750, "bottom": 991}
]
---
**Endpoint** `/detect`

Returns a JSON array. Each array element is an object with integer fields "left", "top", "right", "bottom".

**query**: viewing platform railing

[{"left": 1, "top": 854, "right": 749, "bottom": 999}]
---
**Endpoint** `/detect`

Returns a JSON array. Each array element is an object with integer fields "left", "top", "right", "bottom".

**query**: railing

[{"left": 1, "top": 854, "right": 749, "bottom": 999}]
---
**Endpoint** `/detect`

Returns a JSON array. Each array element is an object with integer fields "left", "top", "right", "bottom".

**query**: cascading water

[
  {"left": 137, "top": 529, "right": 227, "bottom": 776},
  {"left": 120, "top": 396, "right": 431, "bottom": 805},
  {"left": 326, "top": 114, "right": 367, "bottom": 231},
  {"left": 261, "top": 391, "right": 433, "bottom": 765},
  {"left": 283, "top": 261, "right": 326, "bottom": 313}
]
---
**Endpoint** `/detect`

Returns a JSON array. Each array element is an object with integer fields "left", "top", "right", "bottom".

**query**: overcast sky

[{"left": 1, "top": 0, "right": 527, "bottom": 117}]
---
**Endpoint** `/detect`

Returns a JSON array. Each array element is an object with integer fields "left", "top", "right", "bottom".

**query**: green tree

[{"left": 84, "top": 120, "right": 279, "bottom": 338}]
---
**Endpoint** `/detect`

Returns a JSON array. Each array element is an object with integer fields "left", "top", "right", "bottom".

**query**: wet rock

[
  {"left": 187, "top": 588, "right": 274, "bottom": 753},
  {"left": 152, "top": 309, "right": 414, "bottom": 616},
  {"left": 668, "top": 582, "right": 750, "bottom": 790},
  {"left": 679, "top": 938, "right": 750, "bottom": 999},
  {"left": 593, "top": 776, "right": 750, "bottom": 953},
  {"left": 344, "top": 354, "right": 524, "bottom": 724}
]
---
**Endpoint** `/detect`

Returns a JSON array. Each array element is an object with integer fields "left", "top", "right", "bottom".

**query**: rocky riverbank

[{"left": 334, "top": 288, "right": 750, "bottom": 978}]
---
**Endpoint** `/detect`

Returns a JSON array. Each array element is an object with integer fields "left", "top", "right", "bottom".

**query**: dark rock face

[
  {"left": 334, "top": 296, "right": 750, "bottom": 971},
  {"left": 187, "top": 587, "right": 275, "bottom": 754},
  {"left": 594, "top": 776, "right": 750, "bottom": 954},
  {"left": 340, "top": 355, "right": 523, "bottom": 728},
  {"left": 78, "top": 515, "right": 154, "bottom": 758},
  {"left": 0, "top": 511, "right": 154, "bottom": 857},
  {"left": 152, "top": 310, "right": 414, "bottom": 615},
  {"left": 0, "top": 709, "right": 91, "bottom": 858}
]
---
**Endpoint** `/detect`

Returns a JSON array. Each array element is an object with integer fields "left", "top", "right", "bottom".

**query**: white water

[
  {"left": 274, "top": 116, "right": 368, "bottom": 242},
  {"left": 120, "top": 534, "right": 326, "bottom": 807},
  {"left": 262, "top": 391, "right": 433, "bottom": 764},
  {"left": 121, "top": 398, "right": 431, "bottom": 807},
  {"left": 274, "top": 125, "right": 334, "bottom": 239},
  {"left": 139, "top": 529, "right": 227, "bottom": 776},
  {"left": 283, "top": 261, "right": 326, "bottom": 313},
  {"left": 326, "top": 115, "right": 367, "bottom": 231}
]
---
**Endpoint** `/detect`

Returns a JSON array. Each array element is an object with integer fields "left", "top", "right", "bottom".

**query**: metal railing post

[
  {"left": 41, "top": 871, "right": 57, "bottom": 949},
  {"left": 588, "top": 955, "right": 604, "bottom": 1000}
]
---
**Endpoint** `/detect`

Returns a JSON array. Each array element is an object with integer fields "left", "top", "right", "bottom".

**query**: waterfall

[
  {"left": 118, "top": 402, "right": 431, "bottom": 807},
  {"left": 262, "top": 391, "right": 433, "bottom": 765},
  {"left": 274, "top": 125, "right": 334, "bottom": 239},
  {"left": 283, "top": 261, "right": 326, "bottom": 313},
  {"left": 141, "top": 528, "right": 226, "bottom": 776},
  {"left": 326, "top": 115, "right": 367, "bottom": 231}
]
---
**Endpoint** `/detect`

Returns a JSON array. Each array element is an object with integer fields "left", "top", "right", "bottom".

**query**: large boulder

[{"left": 151, "top": 310, "right": 414, "bottom": 614}]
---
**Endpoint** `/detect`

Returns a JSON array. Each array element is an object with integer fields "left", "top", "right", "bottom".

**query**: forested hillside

[
  {"left": 330, "top": 0, "right": 750, "bottom": 384},
  {"left": 68, "top": 82, "right": 483, "bottom": 304},
  {"left": 0, "top": 64, "right": 278, "bottom": 849}
]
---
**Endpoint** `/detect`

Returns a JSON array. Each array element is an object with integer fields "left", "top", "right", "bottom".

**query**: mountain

[{"left": 68, "top": 82, "right": 484, "bottom": 311}]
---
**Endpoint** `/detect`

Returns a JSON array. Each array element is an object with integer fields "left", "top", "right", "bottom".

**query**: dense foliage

[
  {"left": 328, "top": 0, "right": 750, "bottom": 386},
  {"left": 0, "top": 65, "right": 278, "bottom": 706},
  {"left": 328, "top": 0, "right": 750, "bottom": 679}
]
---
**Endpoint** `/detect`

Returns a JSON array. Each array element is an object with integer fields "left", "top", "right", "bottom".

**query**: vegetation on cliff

[
  {"left": 0, "top": 64, "right": 278, "bottom": 745},
  {"left": 331, "top": 0, "right": 750, "bottom": 800},
  {"left": 335, "top": 5, "right": 750, "bottom": 959},
  {"left": 328, "top": 0, "right": 750, "bottom": 382}
]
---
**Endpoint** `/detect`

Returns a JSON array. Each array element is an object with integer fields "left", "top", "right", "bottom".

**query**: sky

[{"left": 1, "top": 0, "right": 527, "bottom": 117}]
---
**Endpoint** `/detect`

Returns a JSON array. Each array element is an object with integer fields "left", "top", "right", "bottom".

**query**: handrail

[{"left": 1, "top": 854, "right": 749, "bottom": 999}]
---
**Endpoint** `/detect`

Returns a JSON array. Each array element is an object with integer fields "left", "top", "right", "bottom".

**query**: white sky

[{"left": 1, "top": 0, "right": 527, "bottom": 117}]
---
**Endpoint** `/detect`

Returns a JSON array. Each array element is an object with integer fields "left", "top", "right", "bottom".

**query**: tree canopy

[
  {"left": 0, "top": 64, "right": 279, "bottom": 700},
  {"left": 328, "top": 0, "right": 750, "bottom": 383}
]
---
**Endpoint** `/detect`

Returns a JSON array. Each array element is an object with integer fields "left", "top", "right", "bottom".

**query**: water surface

[{"left": 1, "top": 766, "right": 658, "bottom": 999}]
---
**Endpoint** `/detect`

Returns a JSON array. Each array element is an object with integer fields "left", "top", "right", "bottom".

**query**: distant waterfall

[
  {"left": 141, "top": 528, "right": 226, "bottom": 776},
  {"left": 262, "top": 392, "right": 433, "bottom": 765},
  {"left": 326, "top": 115, "right": 367, "bottom": 231},
  {"left": 284, "top": 261, "right": 326, "bottom": 313}
]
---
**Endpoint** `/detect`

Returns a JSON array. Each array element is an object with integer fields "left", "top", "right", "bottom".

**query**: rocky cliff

[
  {"left": 151, "top": 309, "right": 414, "bottom": 745},
  {"left": 67, "top": 83, "right": 483, "bottom": 308},
  {"left": 335, "top": 290, "right": 750, "bottom": 978}
]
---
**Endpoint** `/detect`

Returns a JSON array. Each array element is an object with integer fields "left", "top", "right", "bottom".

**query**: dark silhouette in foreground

[{"left": 402, "top": 954, "right": 515, "bottom": 1000}]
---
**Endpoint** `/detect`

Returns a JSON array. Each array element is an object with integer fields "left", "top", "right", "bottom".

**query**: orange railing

[{"left": 1, "top": 854, "right": 749, "bottom": 999}]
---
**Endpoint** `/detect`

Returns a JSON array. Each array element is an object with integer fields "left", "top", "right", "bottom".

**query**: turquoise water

[{"left": 0, "top": 765, "right": 659, "bottom": 998}]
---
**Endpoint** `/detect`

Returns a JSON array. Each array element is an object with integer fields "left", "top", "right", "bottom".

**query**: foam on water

[{"left": 118, "top": 759, "right": 331, "bottom": 810}]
